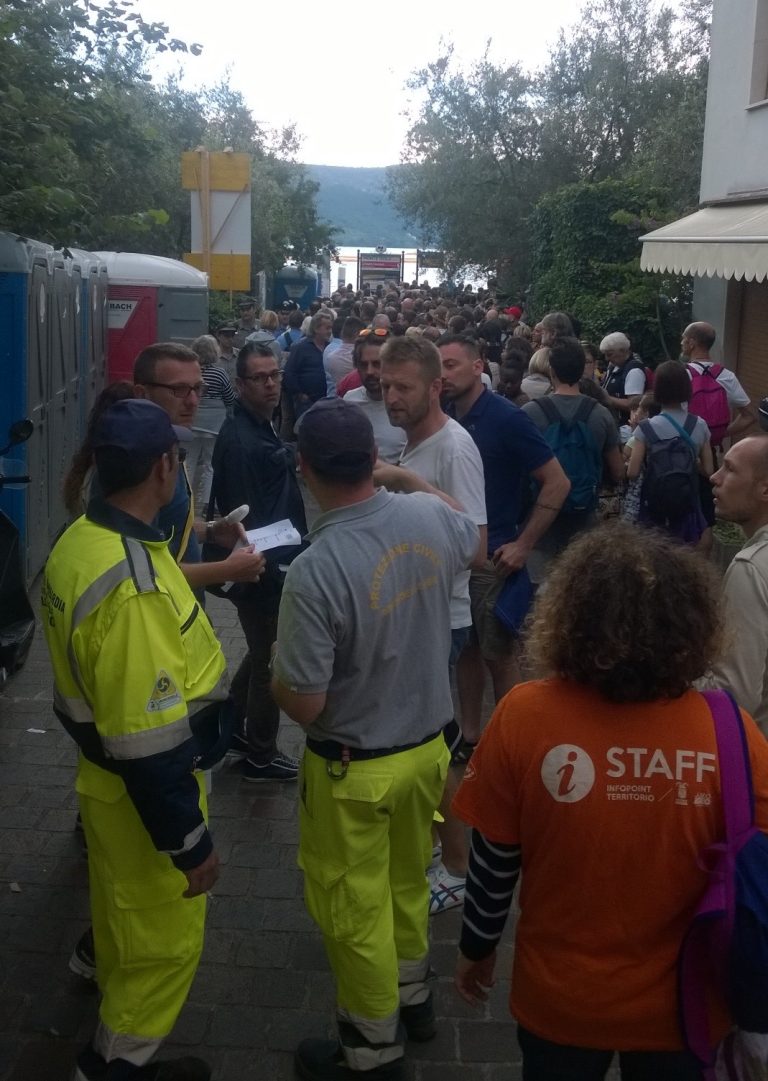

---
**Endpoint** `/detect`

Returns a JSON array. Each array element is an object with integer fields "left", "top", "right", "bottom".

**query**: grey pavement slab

[{"left": 0, "top": 589, "right": 619, "bottom": 1081}]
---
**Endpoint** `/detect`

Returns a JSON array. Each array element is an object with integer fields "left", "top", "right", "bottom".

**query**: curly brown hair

[{"left": 525, "top": 521, "right": 724, "bottom": 702}]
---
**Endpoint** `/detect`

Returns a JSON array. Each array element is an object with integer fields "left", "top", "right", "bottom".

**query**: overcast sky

[{"left": 144, "top": 0, "right": 599, "bottom": 167}]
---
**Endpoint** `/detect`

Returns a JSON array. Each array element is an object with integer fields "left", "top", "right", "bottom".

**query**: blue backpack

[
  {"left": 679, "top": 690, "right": 768, "bottom": 1078},
  {"left": 534, "top": 396, "right": 602, "bottom": 514}
]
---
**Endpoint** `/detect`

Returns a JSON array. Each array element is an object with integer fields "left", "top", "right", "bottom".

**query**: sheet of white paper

[{"left": 233, "top": 518, "right": 301, "bottom": 553}]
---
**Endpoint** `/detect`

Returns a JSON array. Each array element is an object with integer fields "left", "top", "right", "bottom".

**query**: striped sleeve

[
  {"left": 203, "top": 365, "right": 236, "bottom": 405},
  {"left": 460, "top": 829, "right": 521, "bottom": 961}
]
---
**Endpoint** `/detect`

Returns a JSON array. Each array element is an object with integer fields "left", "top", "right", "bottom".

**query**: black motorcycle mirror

[{"left": 1, "top": 419, "right": 33, "bottom": 457}]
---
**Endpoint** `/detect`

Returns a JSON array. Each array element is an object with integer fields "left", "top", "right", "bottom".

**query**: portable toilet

[
  {"left": 66, "top": 249, "right": 108, "bottom": 427},
  {"left": 47, "top": 248, "right": 84, "bottom": 543},
  {"left": 0, "top": 233, "right": 61, "bottom": 578},
  {"left": 273, "top": 265, "right": 319, "bottom": 312},
  {"left": 95, "top": 252, "right": 209, "bottom": 382}
]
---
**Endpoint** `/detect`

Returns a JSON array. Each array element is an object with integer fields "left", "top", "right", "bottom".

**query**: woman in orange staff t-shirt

[{"left": 452, "top": 521, "right": 768, "bottom": 1081}]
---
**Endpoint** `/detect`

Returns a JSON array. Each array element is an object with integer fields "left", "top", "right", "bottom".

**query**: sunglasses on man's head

[{"left": 357, "top": 328, "right": 390, "bottom": 339}]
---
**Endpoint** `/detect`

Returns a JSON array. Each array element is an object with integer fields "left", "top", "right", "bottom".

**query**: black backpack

[{"left": 639, "top": 413, "right": 699, "bottom": 523}]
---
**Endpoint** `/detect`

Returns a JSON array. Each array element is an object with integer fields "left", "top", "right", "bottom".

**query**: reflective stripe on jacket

[{"left": 42, "top": 506, "right": 227, "bottom": 870}]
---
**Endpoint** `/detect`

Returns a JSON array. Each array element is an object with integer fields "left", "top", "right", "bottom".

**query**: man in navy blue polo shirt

[{"left": 439, "top": 333, "right": 570, "bottom": 751}]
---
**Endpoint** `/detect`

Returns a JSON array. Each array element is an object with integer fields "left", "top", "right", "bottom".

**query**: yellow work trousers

[
  {"left": 78, "top": 772, "right": 207, "bottom": 1067},
  {"left": 298, "top": 736, "right": 449, "bottom": 1070}
]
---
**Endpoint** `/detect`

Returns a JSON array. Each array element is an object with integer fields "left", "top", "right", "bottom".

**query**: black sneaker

[
  {"left": 132, "top": 1058, "right": 211, "bottom": 1080},
  {"left": 241, "top": 753, "right": 299, "bottom": 783},
  {"left": 73, "top": 1051, "right": 210, "bottom": 1080},
  {"left": 400, "top": 993, "right": 436, "bottom": 1042},
  {"left": 69, "top": 927, "right": 96, "bottom": 981},
  {"left": 450, "top": 739, "right": 476, "bottom": 766},
  {"left": 72, "top": 1043, "right": 106, "bottom": 1080},
  {"left": 225, "top": 733, "right": 249, "bottom": 760},
  {"left": 295, "top": 1040, "right": 404, "bottom": 1081}
]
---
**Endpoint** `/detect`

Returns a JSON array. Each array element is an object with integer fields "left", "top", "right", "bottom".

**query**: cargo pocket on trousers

[
  {"left": 112, "top": 870, "right": 202, "bottom": 967},
  {"left": 299, "top": 851, "right": 354, "bottom": 940},
  {"left": 300, "top": 771, "right": 394, "bottom": 942}
]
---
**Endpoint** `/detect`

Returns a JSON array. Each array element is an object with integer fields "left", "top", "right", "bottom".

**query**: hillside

[{"left": 305, "top": 164, "right": 428, "bottom": 248}]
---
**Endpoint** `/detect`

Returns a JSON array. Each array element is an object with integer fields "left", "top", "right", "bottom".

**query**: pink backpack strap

[
  {"left": 703, "top": 689, "right": 753, "bottom": 840},
  {"left": 678, "top": 691, "right": 753, "bottom": 1074}
]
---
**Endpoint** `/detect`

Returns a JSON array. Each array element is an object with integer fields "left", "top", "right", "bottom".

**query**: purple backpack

[{"left": 678, "top": 690, "right": 768, "bottom": 1079}]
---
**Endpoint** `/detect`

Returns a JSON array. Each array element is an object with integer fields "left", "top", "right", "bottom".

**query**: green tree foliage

[
  {"left": 531, "top": 179, "right": 691, "bottom": 359},
  {"left": 389, "top": 0, "right": 712, "bottom": 337},
  {"left": 388, "top": 48, "right": 544, "bottom": 281},
  {"left": 0, "top": 0, "right": 197, "bottom": 243},
  {"left": 538, "top": 0, "right": 683, "bottom": 184},
  {"left": 0, "top": 0, "right": 334, "bottom": 273}
]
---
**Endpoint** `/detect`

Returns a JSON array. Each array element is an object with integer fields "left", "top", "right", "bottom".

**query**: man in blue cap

[{"left": 43, "top": 399, "right": 238, "bottom": 1081}]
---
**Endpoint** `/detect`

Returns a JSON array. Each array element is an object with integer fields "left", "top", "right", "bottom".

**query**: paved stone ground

[{"left": 0, "top": 588, "right": 548, "bottom": 1081}]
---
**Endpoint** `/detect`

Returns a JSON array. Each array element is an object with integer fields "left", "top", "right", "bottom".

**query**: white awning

[{"left": 640, "top": 203, "right": 768, "bottom": 281}]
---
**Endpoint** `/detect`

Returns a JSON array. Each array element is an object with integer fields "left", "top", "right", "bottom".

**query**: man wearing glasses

[
  {"left": 132, "top": 343, "right": 264, "bottom": 591},
  {"left": 210, "top": 342, "right": 308, "bottom": 782}
]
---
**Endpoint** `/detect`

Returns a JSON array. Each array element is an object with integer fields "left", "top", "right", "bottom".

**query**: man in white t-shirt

[
  {"left": 343, "top": 334, "right": 406, "bottom": 463},
  {"left": 682, "top": 322, "right": 756, "bottom": 440},
  {"left": 376, "top": 335, "right": 487, "bottom": 916},
  {"left": 682, "top": 320, "right": 757, "bottom": 545}
]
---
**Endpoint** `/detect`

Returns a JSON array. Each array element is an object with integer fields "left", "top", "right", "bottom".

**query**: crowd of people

[{"left": 41, "top": 279, "right": 768, "bottom": 1081}]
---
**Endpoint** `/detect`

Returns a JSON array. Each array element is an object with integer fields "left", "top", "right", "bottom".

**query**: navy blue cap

[
  {"left": 297, "top": 398, "right": 374, "bottom": 477},
  {"left": 92, "top": 399, "right": 191, "bottom": 457}
]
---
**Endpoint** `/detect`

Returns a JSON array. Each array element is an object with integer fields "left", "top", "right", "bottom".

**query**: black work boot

[
  {"left": 295, "top": 1039, "right": 405, "bottom": 1081},
  {"left": 130, "top": 1059, "right": 211, "bottom": 1081},
  {"left": 73, "top": 1051, "right": 211, "bottom": 1081},
  {"left": 400, "top": 992, "right": 437, "bottom": 1042}
]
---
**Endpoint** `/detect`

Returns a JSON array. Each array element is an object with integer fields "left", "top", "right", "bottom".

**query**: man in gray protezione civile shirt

[{"left": 270, "top": 398, "right": 479, "bottom": 1081}]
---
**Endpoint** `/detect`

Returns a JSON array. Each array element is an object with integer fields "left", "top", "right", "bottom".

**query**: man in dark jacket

[
  {"left": 211, "top": 342, "right": 308, "bottom": 781},
  {"left": 283, "top": 311, "right": 333, "bottom": 419},
  {"left": 600, "top": 331, "right": 647, "bottom": 419}
]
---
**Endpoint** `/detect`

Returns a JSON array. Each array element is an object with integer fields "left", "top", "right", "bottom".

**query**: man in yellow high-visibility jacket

[{"left": 43, "top": 399, "right": 252, "bottom": 1081}]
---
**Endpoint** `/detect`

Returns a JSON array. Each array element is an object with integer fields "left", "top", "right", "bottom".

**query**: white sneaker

[
  {"left": 429, "top": 868, "right": 466, "bottom": 915},
  {"left": 426, "top": 845, "right": 443, "bottom": 884}
]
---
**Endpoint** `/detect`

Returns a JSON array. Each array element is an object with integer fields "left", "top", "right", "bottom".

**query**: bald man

[
  {"left": 681, "top": 322, "right": 755, "bottom": 442},
  {"left": 703, "top": 436, "right": 768, "bottom": 732}
]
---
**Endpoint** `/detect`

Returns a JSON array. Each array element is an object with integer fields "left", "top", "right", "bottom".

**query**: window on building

[{"left": 750, "top": 0, "right": 768, "bottom": 103}]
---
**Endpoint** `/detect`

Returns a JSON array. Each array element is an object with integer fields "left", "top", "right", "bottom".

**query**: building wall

[
  {"left": 700, "top": 0, "right": 768, "bottom": 202},
  {"left": 694, "top": 275, "right": 767, "bottom": 395},
  {"left": 694, "top": 0, "right": 768, "bottom": 397},
  {"left": 693, "top": 277, "right": 728, "bottom": 361}
]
